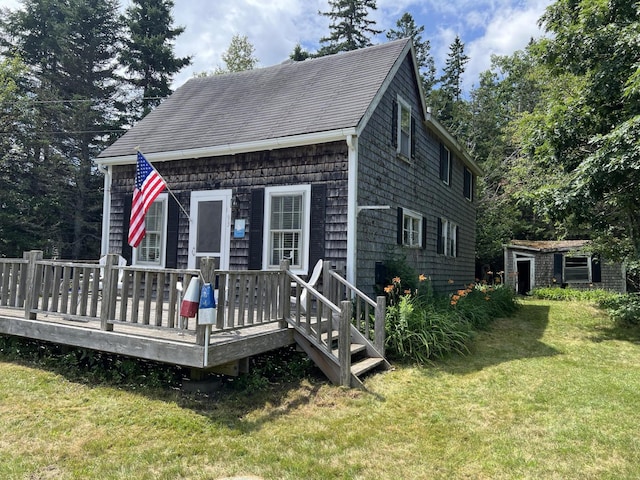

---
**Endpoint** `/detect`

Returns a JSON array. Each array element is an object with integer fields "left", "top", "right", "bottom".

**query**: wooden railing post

[
  {"left": 24, "top": 250, "right": 43, "bottom": 320},
  {"left": 197, "top": 258, "right": 216, "bottom": 346},
  {"left": 100, "top": 254, "right": 118, "bottom": 331},
  {"left": 339, "top": 300, "right": 352, "bottom": 387},
  {"left": 279, "top": 259, "right": 291, "bottom": 327},
  {"left": 375, "top": 295, "right": 386, "bottom": 356}
]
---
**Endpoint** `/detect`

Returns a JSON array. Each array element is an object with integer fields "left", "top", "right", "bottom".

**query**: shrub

[
  {"left": 383, "top": 275, "right": 519, "bottom": 364},
  {"left": 598, "top": 293, "right": 640, "bottom": 327}
]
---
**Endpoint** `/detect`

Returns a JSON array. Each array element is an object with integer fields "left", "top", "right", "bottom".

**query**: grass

[{"left": 2, "top": 299, "right": 640, "bottom": 479}]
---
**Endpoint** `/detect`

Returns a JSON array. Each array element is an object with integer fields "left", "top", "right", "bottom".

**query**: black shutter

[
  {"left": 553, "top": 253, "right": 564, "bottom": 284},
  {"left": 592, "top": 256, "right": 602, "bottom": 283},
  {"left": 437, "top": 218, "right": 443, "bottom": 254},
  {"left": 464, "top": 168, "right": 471, "bottom": 199},
  {"left": 439, "top": 143, "right": 448, "bottom": 182},
  {"left": 165, "top": 195, "right": 179, "bottom": 268},
  {"left": 455, "top": 225, "right": 460, "bottom": 257},
  {"left": 248, "top": 188, "right": 265, "bottom": 270},
  {"left": 309, "top": 184, "right": 326, "bottom": 272},
  {"left": 397, "top": 207, "right": 403, "bottom": 245},
  {"left": 121, "top": 193, "right": 132, "bottom": 265},
  {"left": 391, "top": 100, "right": 398, "bottom": 148},
  {"left": 410, "top": 116, "right": 416, "bottom": 159},
  {"left": 422, "top": 216, "right": 427, "bottom": 250}
]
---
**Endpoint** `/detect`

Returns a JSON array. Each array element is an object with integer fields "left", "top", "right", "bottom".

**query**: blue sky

[{"left": 1, "top": 0, "right": 553, "bottom": 92}]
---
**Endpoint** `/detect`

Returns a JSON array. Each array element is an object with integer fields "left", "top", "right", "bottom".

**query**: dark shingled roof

[{"left": 99, "top": 38, "right": 412, "bottom": 160}]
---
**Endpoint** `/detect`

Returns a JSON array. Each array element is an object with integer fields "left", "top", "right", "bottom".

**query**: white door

[{"left": 188, "top": 190, "right": 232, "bottom": 270}]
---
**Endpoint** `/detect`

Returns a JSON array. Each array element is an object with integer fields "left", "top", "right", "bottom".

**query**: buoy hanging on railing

[
  {"left": 179, "top": 276, "right": 200, "bottom": 318},
  {"left": 198, "top": 282, "right": 217, "bottom": 325}
]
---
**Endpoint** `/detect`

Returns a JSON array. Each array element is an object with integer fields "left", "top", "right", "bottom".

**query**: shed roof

[
  {"left": 99, "top": 38, "right": 412, "bottom": 161},
  {"left": 506, "top": 240, "right": 590, "bottom": 252}
]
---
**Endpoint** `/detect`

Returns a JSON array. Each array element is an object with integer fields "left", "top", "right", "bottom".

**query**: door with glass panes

[{"left": 188, "top": 190, "right": 231, "bottom": 270}]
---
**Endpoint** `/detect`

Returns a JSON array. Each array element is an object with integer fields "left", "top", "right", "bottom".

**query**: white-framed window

[
  {"left": 440, "top": 144, "right": 451, "bottom": 185},
  {"left": 564, "top": 256, "right": 591, "bottom": 282},
  {"left": 437, "top": 217, "right": 458, "bottom": 257},
  {"left": 397, "top": 96, "right": 412, "bottom": 158},
  {"left": 402, "top": 209, "right": 423, "bottom": 248},
  {"left": 463, "top": 167, "right": 473, "bottom": 201},
  {"left": 263, "top": 185, "right": 311, "bottom": 273},
  {"left": 134, "top": 194, "right": 168, "bottom": 267},
  {"left": 449, "top": 221, "right": 458, "bottom": 257}
]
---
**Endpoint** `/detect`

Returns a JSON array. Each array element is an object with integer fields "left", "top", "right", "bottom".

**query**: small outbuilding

[{"left": 503, "top": 240, "right": 626, "bottom": 294}]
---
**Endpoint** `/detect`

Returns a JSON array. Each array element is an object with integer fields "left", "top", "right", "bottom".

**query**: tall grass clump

[
  {"left": 383, "top": 274, "right": 518, "bottom": 364},
  {"left": 532, "top": 286, "right": 617, "bottom": 303}
]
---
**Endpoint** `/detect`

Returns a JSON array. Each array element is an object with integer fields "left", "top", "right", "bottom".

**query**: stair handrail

[{"left": 323, "top": 266, "right": 386, "bottom": 356}]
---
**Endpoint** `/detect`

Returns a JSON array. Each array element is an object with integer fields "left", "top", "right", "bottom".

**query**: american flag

[{"left": 128, "top": 152, "right": 166, "bottom": 248}]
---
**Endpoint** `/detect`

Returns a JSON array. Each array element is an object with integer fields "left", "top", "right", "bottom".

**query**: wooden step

[
  {"left": 320, "top": 330, "right": 340, "bottom": 343},
  {"left": 332, "top": 343, "right": 366, "bottom": 357},
  {"left": 351, "top": 357, "right": 386, "bottom": 378}
]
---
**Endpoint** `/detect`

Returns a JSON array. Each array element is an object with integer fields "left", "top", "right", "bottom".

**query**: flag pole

[{"left": 135, "top": 147, "right": 192, "bottom": 222}]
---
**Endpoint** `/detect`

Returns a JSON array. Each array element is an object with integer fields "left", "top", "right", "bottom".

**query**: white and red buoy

[{"left": 179, "top": 276, "right": 200, "bottom": 318}]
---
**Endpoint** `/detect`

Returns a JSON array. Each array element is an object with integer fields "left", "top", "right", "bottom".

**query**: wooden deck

[{"left": 0, "top": 252, "right": 388, "bottom": 387}]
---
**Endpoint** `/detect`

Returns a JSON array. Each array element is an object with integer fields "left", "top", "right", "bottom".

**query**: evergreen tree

[
  {"left": 289, "top": 43, "right": 311, "bottom": 61},
  {"left": 121, "top": 0, "right": 192, "bottom": 119},
  {"left": 317, "top": 0, "right": 381, "bottom": 56},
  {"left": 2, "top": 0, "right": 125, "bottom": 259},
  {"left": 386, "top": 12, "right": 436, "bottom": 95},
  {"left": 432, "top": 35, "right": 470, "bottom": 136},
  {"left": 440, "top": 35, "right": 469, "bottom": 103}
]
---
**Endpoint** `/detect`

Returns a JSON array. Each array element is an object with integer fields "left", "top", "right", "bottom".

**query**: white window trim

[
  {"left": 396, "top": 95, "right": 412, "bottom": 159},
  {"left": 441, "top": 146, "right": 451, "bottom": 185},
  {"left": 132, "top": 193, "right": 168, "bottom": 268},
  {"left": 563, "top": 255, "right": 592, "bottom": 283},
  {"left": 402, "top": 208, "right": 423, "bottom": 248},
  {"left": 262, "top": 184, "right": 311, "bottom": 275}
]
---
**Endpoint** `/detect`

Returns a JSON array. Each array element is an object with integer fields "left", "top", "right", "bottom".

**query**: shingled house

[
  {"left": 504, "top": 240, "right": 627, "bottom": 294},
  {"left": 97, "top": 38, "right": 481, "bottom": 296}
]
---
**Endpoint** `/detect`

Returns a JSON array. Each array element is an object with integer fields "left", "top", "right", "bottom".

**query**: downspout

[
  {"left": 101, "top": 165, "right": 112, "bottom": 256},
  {"left": 346, "top": 134, "right": 358, "bottom": 284}
]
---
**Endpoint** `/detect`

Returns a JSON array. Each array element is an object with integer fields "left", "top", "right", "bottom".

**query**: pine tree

[
  {"left": 289, "top": 43, "right": 311, "bottom": 61},
  {"left": 386, "top": 12, "right": 436, "bottom": 95},
  {"left": 121, "top": 0, "right": 192, "bottom": 119},
  {"left": 2, "top": 0, "right": 125, "bottom": 259},
  {"left": 317, "top": 0, "right": 382, "bottom": 56},
  {"left": 440, "top": 35, "right": 469, "bottom": 102}
]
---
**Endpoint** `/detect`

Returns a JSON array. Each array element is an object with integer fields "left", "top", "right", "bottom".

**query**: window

[
  {"left": 402, "top": 209, "right": 423, "bottom": 247},
  {"left": 134, "top": 195, "right": 167, "bottom": 267},
  {"left": 564, "top": 256, "right": 590, "bottom": 282},
  {"left": 397, "top": 97, "right": 412, "bottom": 158},
  {"left": 264, "top": 185, "right": 311, "bottom": 272},
  {"left": 449, "top": 222, "right": 458, "bottom": 257},
  {"left": 439, "top": 143, "right": 451, "bottom": 185},
  {"left": 463, "top": 167, "right": 473, "bottom": 201},
  {"left": 437, "top": 217, "right": 458, "bottom": 257}
]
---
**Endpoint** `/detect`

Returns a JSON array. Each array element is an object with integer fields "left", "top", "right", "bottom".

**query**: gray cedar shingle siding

[
  {"left": 356, "top": 53, "right": 476, "bottom": 294},
  {"left": 99, "top": 40, "right": 410, "bottom": 160},
  {"left": 109, "top": 143, "right": 349, "bottom": 273}
]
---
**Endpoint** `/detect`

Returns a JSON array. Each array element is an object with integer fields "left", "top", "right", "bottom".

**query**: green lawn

[{"left": 1, "top": 299, "right": 639, "bottom": 479}]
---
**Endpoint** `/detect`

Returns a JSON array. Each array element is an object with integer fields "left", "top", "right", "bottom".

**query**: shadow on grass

[
  {"left": 588, "top": 323, "right": 640, "bottom": 345},
  {"left": 0, "top": 335, "right": 337, "bottom": 432},
  {"left": 430, "top": 303, "right": 562, "bottom": 375}
]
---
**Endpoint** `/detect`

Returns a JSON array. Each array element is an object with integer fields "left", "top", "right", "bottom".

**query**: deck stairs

[{"left": 286, "top": 267, "right": 390, "bottom": 388}]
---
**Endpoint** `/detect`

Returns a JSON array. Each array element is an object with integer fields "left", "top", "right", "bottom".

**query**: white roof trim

[
  {"left": 424, "top": 111, "right": 483, "bottom": 176},
  {"left": 96, "top": 128, "right": 357, "bottom": 166}
]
